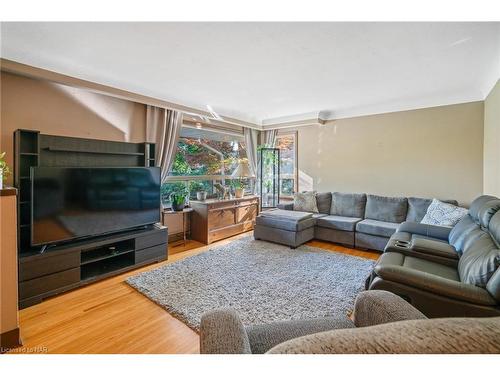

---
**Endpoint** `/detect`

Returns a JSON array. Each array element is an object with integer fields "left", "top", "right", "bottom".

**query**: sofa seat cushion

[
  {"left": 403, "top": 256, "right": 460, "bottom": 280},
  {"left": 373, "top": 253, "right": 497, "bottom": 306},
  {"left": 311, "top": 213, "right": 328, "bottom": 219},
  {"left": 365, "top": 195, "right": 408, "bottom": 223},
  {"left": 316, "top": 215, "right": 362, "bottom": 232},
  {"left": 330, "top": 192, "right": 367, "bottom": 218},
  {"left": 260, "top": 209, "right": 313, "bottom": 220},
  {"left": 356, "top": 219, "right": 399, "bottom": 238}
]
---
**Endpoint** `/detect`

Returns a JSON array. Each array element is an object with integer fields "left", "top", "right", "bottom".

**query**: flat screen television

[{"left": 31, "top": 167, "right": 161, "bottom": 246}]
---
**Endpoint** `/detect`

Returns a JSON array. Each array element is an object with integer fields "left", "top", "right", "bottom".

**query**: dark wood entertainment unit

[{"left": 14, "top": 129, "right": 168, "bottom": 308}]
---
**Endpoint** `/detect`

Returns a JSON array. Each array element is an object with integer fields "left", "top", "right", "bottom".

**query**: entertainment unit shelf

[
  {"left": 13, "top": 129, "right": 162, "bottom": 309},
  {"left": 43, "top": 146, "right": 146, "bottom": 156}
]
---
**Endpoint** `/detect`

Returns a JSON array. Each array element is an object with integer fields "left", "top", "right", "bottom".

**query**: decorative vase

[
  {"left": 196, "top": 191, "right": 207, "bottom": 201},
  {"left": 235, "top": 188, "right": 244, "bottom": 198}
]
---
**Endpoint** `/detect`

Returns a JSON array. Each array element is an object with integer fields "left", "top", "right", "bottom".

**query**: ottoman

[{"left": 254, "top": 209, "right": 315, "bottom": 248}]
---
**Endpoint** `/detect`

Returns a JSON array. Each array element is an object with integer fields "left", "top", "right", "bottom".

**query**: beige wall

[
  {"left": 293, "top": 102, "right": 484, "bottom": 206},
  {"left": 0, "top": 72, "right": 146, "bottom": 184},
  {"left": 484, "top": 80, "right": 500, "bottom": 197},
  {"left": 0, "top": 72, "right": 487, "bottom": 207}
]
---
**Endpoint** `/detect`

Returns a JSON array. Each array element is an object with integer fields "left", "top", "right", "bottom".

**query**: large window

[
  {"left": 162, "top": 126, "right": 249, "bottom": 204},
  {"left": 276, "top": 132, "right": 297, "bottom": 199}
]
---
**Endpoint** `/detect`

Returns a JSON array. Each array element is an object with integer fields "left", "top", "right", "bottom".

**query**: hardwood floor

[{"left": 10, "top": 233, "right": 380, "bottom": 354}]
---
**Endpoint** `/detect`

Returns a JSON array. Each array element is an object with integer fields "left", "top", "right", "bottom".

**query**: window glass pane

[
  {"left": 188, "top": 180, "right": 214, "bottom": 199},
  {"left": 169, "top": 127, "right": 247, "bottom": 177},
  {"left": 161, "top": 181, "right": 188, "bottom": 207},
  {"left": 276, "top": 134, "right": 296, "bottom": 198}
]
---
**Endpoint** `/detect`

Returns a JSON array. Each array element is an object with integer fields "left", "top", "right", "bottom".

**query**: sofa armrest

[
  {"left": 200, "top": 309, "right": 252, "bottom": 354},
  {"left": 397, "top": 221, "right": 452, "bottom": 241},
  {"left": 353, "top": 290, "right": 427, "bottom": 327},
  {"left": 411, "top": 238, "right": 459, "bottom": 259},
  {"left": 245, "top": 317, "right": 354, "bottom": 354},
  {"left": 277, "top": 202, "right": 294, "bottom": 210},
  {"left": 374, "top": 263, "right": 497, "bottom": 306}
]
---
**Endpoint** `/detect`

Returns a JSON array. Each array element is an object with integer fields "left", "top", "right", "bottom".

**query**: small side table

[{"left": 162, "top": 207, "right": 194, "bottom": 246}]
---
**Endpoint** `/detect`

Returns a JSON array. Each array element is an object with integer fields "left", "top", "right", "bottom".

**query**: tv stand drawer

[
  {"left": 19, "top": 267, "right": 80, "bottom": 300},
  {"left": 136, "top": 230, "right": 168, "bottom": 250},
  {"left": 19, "top": 251, "right": 80, "bottom": 282},
  {"left": 135, "top": 244, "right": 167, "bottom": 264}
]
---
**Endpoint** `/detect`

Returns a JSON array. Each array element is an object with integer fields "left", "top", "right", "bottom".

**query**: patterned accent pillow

[
  {"left": 421, "top": 199, "right": 468, "bottom": 227},
  {"left": 293, "top": 191, "right": 319, "bottom": 213}
]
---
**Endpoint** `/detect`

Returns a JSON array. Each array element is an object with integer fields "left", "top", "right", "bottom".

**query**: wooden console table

[{"left": 190, "top": 196, "right": 259, "bottom": 244}]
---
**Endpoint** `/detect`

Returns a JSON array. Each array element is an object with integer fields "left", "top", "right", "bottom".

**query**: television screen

[{"left": 31, "top": 167, "right": 161, "bottom": 246}]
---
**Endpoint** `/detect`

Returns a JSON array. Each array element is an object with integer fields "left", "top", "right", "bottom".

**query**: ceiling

[{"left": 1, "top": 22, "right": 499, "bottom": 126}]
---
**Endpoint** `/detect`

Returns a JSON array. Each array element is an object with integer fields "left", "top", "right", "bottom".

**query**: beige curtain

[
  {"left": 146, "top": 106, "right": 183, "bottom": 184},
  {"left": 262, "top": 129, "right": 277, "bottom": 147},
  {"left": 244, "top": 128, "right": 259, "bottom": 195}
]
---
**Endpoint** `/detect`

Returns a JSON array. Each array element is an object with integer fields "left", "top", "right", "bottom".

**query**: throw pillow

[
  {"left": 421, "top": 199, "right": 468, "bottom": 227},
  {"left": 293, "top": 191, "right": 319, "bottom": 213}
]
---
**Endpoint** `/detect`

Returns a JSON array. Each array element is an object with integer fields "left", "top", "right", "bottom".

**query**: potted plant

[
  {"left": 190, "top": 181, "right": 207, "bottom": 201},
  {"left": 232, "top": 179, "right": 244, "bottom": 198},
  {"left": 0, "top": 152, "right": 11, "bottom": 190},
  {"left": 170, "top": 186, "right": 188, "bottom": 211}
]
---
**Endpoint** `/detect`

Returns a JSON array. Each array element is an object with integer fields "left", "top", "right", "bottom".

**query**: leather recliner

[{"left": 367, "top": 195, "right": 500, "bottom": 318}]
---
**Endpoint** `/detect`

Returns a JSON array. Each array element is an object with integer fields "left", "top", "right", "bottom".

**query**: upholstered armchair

[{"left": 200, "top": 290, "right": 500, "bottom": 354}]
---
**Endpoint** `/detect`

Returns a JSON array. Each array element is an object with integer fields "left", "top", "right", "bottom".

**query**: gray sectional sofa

[
  {"left": 367, "top": 195, "right": 500, "bottom": 318},
  {"left": 254, "top": 192, "right": 458, "bottom": 251}
]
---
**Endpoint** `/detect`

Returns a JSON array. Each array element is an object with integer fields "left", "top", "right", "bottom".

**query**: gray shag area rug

[{"left": 126, "top": 236, "right": 375, "bottom": 331}]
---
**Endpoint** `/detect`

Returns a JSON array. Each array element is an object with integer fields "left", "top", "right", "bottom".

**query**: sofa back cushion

[
  {"left": 364, "top": 195, "right": 408, "bottom": 223},
  {"left": 449, "top": 215, "right": 480, "bottom": 255},
  {"left": 469, "top": 195, "right": 498, "bottom": 224},
  {"left": 489, "top": 211, "right": 500, "bottom": 246},
  {"left": 478, "top": 199, "right": 500, "bottom": 230},
  {"left": 293, "top": 191, "right": 319, "bottom": 213},
  {"left": 315, "top": 192, "right": 332, "bottom": 214},
  {"left": 330, "top": 192, "right": 366, "bottom": 218},
  {"left": 406, "top": 197, "right": 432, "bottom": 222},
  {"left": 458, "top": 231, "right": 500, "bottom": 287},
  {"left": 406, "top": 197, "right": 459, "bottom": 222}
]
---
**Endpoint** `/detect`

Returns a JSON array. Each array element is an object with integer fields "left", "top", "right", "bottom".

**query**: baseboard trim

[{"left": 1, "top": 328, "right": 21, "bottom": 352}]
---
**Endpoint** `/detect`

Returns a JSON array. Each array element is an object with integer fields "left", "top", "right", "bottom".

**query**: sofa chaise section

[{"left": 254, "top": 209, "right": 316, "bottom": 248}]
